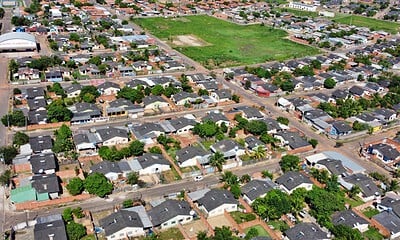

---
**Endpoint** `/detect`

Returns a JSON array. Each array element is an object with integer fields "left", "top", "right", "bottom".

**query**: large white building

[
  {"left": 0, "top": 32, "right": 37, "bottom": 52},
  {"left": 288, "top": 2, "right": 317, "bottom": 12}
]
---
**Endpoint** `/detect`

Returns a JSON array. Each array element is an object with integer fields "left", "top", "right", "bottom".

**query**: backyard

[
  {"left": 333, "top": 15, "right": 400, "bottom": 34},
  {"left": 245, "top": 225, "right": 270, "bottom": 237},
  {"left": 134, "top": 15, "right": 319, "bottom": 69}
]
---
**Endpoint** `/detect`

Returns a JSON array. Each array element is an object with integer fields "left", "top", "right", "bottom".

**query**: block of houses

[
  {"left": 284, "top": 223, "right": 329, "bottom": 240},
  {"left": 31, "top": 173, "right": 61, "bottom": 200},
  {"left": 29, "top": 136, "right": 53, "bottom": 154},
  {"left": 367, "top": 143, "right": 400, "bottom": 163},
  {"left": 64, "top": 84, "right": 82, "bottom": 98},
  {"left": 372, "top": 211, "right": 400, "bottom": 240},
  {"left": 29, "top": 153, "right": 57, "bottom": 174},
  {"left": 176, "top": 146, "right": 210, "bottom": 168},
  {"left": 276, "top": 171, "right": 313, "bottom": 194},
  {"left": 143, "top": 95, "right": 170, "bottom": 111},
  {"left": 97, "top": 81, "right": 121, "bottom": 95},
  {"left": 210, "top": 139, "right": 245, "bottom": 159},
  {"left": 96, "top": 127, "right": 129, "bottom": 146},
  {"left": 340, "top": 173, "right": 381, "bottom": 202},
  {"left": 189, "top": 188, "right": 238, "bottom": 218},
  {"left": 90, "top": 161, "right": 122, "bottom": 181},
  {"left": 241, "top": 178, "right": 278, "bottom": 205},
  {"left": 148, "top": 199, "right": 193, "bottom": 229},
  {"left": 34, "top": 214, "right": 68, "bottom": 240},
  {"left": 210, "top": 89, "right": 232, "bottom": 102},
  {"left": 107, "top": 99, "right": 144, "bottom": 118},
  {"left": 331, "top": 209, "right": 369, "bottom": 233}
]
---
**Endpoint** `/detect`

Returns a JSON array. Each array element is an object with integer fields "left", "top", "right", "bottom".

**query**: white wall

[
  {"left": 201, "top": 203, "right": 237, "bottom": 218},
  {"left": 139, "top": 164, "right": 170, "bottom": 175},
  {"left": 160, "top": 215, "right": 193, "bottom": 229},
  {"left": 106, "top": 227, "right": 146, "bottom": 240}
]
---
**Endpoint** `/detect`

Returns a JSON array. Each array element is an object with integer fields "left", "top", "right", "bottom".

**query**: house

[
  {"left": 168, "top": 117, "right": 197, "bottom": 134},
  {"left": 367, "top": 143, "right": 400, "bottom": 163},
  {"left": 241, "top": 178, "right": 277, "bottom": 205},
  {"left": 372, "top": 212, "right": 400, "bottom": 240},
  {"left": 373, "top": 108, "right": 397, "bottom": 122},
  {"left": 331, "top": 89, "right": 350, "bottom": 101},
  {"left": 315, "top": 158, "right": 348, "bottom": 176},
  {"left": 341, "top": 173, "right": 381, "bottom": 202},
  {"left": 330, "top": 121, "right": 352, "bottom": 136},
  {"left": 210, "top": 139, "right": 245, "bottom": 159},
  {"left": 190, "top": 188, "right": 238, "bottom": 217},
  {"left": 176, "top": 146, "right": 210, "bottom": 168},
  {"left": 34, "top": 214, "right": 68, "bottom": 240},
  {"left": 27, "top": 98, "right": 47, "bottom": 111},
  {"left": 107, "top": 99, "right": 144, "bottom": 118},
  {"left": 130, "top": 123, "right": 164, "bottom": 142},
  {"left": 234, "top": 106, "right": 264, "bottom": 120},
  {"left": 15, "top": 67, "right": 40, "bottom": 81},
  {"left": 201, "top": 111, "right": 230, "bottom": 127},
  {"left": 29, "top": 153, "right": 57, "bottom": 174},
  {"left": 163, "top": 61, "right": 185, "bottom": 71},
  {"left": 171, "top": 92, "right": 202, "bottom": 106},
  {"left": 349, "top": 85, "right": 369, "bottom": 98},
  {"left": 64, "top": 84, "right": 82, "bottom": 98},
  {"left": 29, "top": 136, "right": 53, "bottom": 154},
  {"left": 136, "top": 153, "right": 170, "bottom": 175},
  {"left": 331, "top": 209, "right": 369, "bottom": 233},
  {"left": 28, "top": 110, "right": 48, "bottom": 125},
  {"left": 97, "top": 81, "right": 121, "bottom": 95},
  {"left": 274, "top": 131, "right": 312, "bottom": 152},
  {"left": 244, "top": 136, "right": 265, "bottom": 151},
  {"left": 97, "top": 127, "right": 129, "bottom": 146},
  {"left": 148, "top": 199, "right": 193, "bottom": 229},
  {"left": 276, "top": 171, "right": 313, "bottom": 194},
  {"left": 90, "top": 161, "right": 122, "bottom": 181},
  {"left": 125, "top": 79, "right": 150, "bottom": 89},
  {"left": 70, "top": 102, "right": 102, "bottom": 125},
  {"left": 210, "top": 89, "right": 232, "bottom": 102},
  {"left": 31, "top": 173, "right": 61, "bottom": 200},
  {"left": 262, "top": 118, "right": 286, "bottom": 134},
  {"left": 99, "top": 209, "right": 147, "bottom": 240},
  {"left": 143, "top": 95, "right": 170, "bottom": 111},
  {"left": 284, "top": 223, "right": 329, "bottom": 240},
  {"left": 45, "top": 71, "right": 63, "bottom": 82}
]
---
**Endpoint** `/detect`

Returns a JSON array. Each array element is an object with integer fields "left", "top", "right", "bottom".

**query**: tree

[
  {"left": 13, "top": 132, "right": 29, "bottom": 146},
  {"left": 72, "top": 207, "right": 84, "bottom": 218},
  {"left": 198, "top": 88, "right": 209, "bottom": 96},
  {"left": 331, "top": 224, "right": 363, "bottom": 240},
  {"left": 324, "top": 78, "right": 336, "bottom": 89},
  {"left": 280, "top": 80, "right": 294, "bottom": 92},
  {"left": 209, "top": 152, "right": 226, "bottom": 172},
  {"left": 290, "top": 188, "right": 308, "bottom": 213},
  {"left": 252, "top": 189, "right": 291, "bottom": 220},
  {"left": 129, "top": 140, "right": 145, "bottom": 156},
  {"left": 232, "top": 94, "right": 240, "bottom": 103},
  {"left": 151, "top": 84, "right": 164, "bottom": 96},
  {"left": 348, "top": 185, "right": 361, "bottom": 198},
  {"left": 53, "top": 124, "right": 74, "bottom": 153},
  {"left": 388, "top": 179, "right": 399, "bottom": 192},
  {"left": 245, "top": 227, "right": 258, "bottom": 240},
  {"left": 13, "top": 88, "right": 21, "bottom": 95},
  {"left": 80, "top": 86, "right": 100, "bottom": 103},
  {"left": 126, "top": 172, "right": 139, "bottom": 185},
  {"left": 123, "top": 199, "right": 134, "bottom": 208},
  {"left": 213, "top": 226, "right": 237, "bottom": 240},
  {"left": 260, "top": 133, "right": 278, "bottom": 145},
  {"left": 230, "top": 184, "right": 241, "bottom": 199},
  {"left": 193, "top": 121, "right": 219, "bottom": 138},
  {"left": 66, "top": 178, "right": 84, "bottom": 196},
  {"left": 62, "top": 208, "right": 73, "bottom": 222},
  {"left": 220, "top": 171, "right": 238, "bottom": 186},
  {"left": 148, "top": 146, "right": 162, "bottom": 154},
  {"left": 47, "top": 100, "right": 73, "bottom": 122},
  {"left": 1, "top": 110, "right": 26, "bottom": 127},
  {"left": 308, "top": 139, "right": 318, "bottom": 149},
  {"left": 280, "top": 155, "right": 300, "bottom": 172},
  {"left": 240, "top": 174, "right": 251, "bottom": 184},
  {"left": 261, "top": 170, "right": 273, "bottom": 179},
  {"left": 0, "top": 146, "right": 18, "bottom": 165},
  {"left": 245, "top": 120, "right": 268, "bottom": 136},
  {"left": 250, "top": 146, "right": 266, "bottom": 160},
  {"left": 117, "top": 86, "right": 145, "bottom": 104},
  {"left": 48, "top": 82, "right": 65, "bottom": 97},
  {"left": 277, "top": 116, "right": 289, "bottom": 126},
  {"left": 66, "top": 222, "right": 86, "bottom": 240},
  {"left": 84, "top": 173, "right": 113, "bottom": 198},
  {"left": 0, "top": 170, "right": 12, "bottom": 186}
]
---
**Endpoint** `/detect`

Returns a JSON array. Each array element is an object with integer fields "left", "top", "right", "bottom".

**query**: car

[
  {"left": 299, "top": 210, "right": 307, "bottom": 218},
  {"left": 194, "top": 176, "right": 203, "bottom": 182}
]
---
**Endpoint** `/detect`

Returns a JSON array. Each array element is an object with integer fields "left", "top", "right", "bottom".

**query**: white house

[
  {"left": 97, "top": 127, "right": 129, "bottom": 147},
  {"left": 148, "top": 199, "right": 194, "bottom": 229},
  {"left": 190, "top": 189, "right": 238, "bottom": 218},
  {"left": 143, "top": 95, "right": 170, "bottom": 111},
  {"left": 176, "top": 146, "right": 210, "bottom": 168},
  {"left": 276, "top": 171, "right": 313, "bottom": 194},
  {"left": 136, "top": 153, "right": 170, "bottom": 175}
]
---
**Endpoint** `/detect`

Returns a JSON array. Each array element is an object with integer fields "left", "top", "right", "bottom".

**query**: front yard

[{"left": 230, "top": 211, "right": 257, "bottom": 224}]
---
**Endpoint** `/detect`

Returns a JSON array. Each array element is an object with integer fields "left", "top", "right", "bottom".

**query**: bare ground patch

[{"left": 172, "top": 35, "right": 211, "bottom": 47}]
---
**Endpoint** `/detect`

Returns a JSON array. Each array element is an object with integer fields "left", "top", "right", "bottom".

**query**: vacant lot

[
  {"left": 134, "top": 15, "right": 319, "bottom": 69},
  {"left": 333, "top": 15, "right": 400, "bottom": 34}
]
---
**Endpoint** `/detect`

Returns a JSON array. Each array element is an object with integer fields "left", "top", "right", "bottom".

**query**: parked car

[{"left": 194, "top": 176, "right": 203, "bottom": 182}]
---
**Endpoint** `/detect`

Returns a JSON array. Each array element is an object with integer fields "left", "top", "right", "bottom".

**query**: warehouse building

[{"left": 0, "top": 32, "right": 37, "bottom": 52}]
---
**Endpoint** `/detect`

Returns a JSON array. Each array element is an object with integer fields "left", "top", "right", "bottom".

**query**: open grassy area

[
  {"left": 344, "top": 197, "right": 364, "bottom": 208},
  {"left": 134, "top": 15, "right": 319, "bottom": 69},
  {"left": 245, "top": 225, "right": 270, "bottom": 237},
  {"left": 157, "top": 228, "right": 185, "bottom": 240},
  {"left": 362, "top": 207, "right": 380, "bottom": 218},
  {"left": 333, "top": 15, "right": 400, "bottom": 34},
  {"left": 268, "top": 220, "right": 289, "bottom": 232},
  {"left": 230, "top": 211, "right": 256, "bottom": 224},
  {"left": 363, "top": 227, "right": 384, "bottom": 240}
]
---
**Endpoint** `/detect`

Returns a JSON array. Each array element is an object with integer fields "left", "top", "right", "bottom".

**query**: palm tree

[
  {"left": 220, "top": 171, "right": 238, "bottom": 186},
  {"left": 209, "top": 151, "right": 226, "bottom": 172},
  {"left": 250, "top": 146, "right": 267, "bottom": 160},
  {"left": 388, "top": 180, "right": 399, "bottom": 192},
  {"left": 261, "top": 170, "right": 273, "bottom": 179},
  {"left": 348, "top": 185, "right": 361, "bottom": 199}
]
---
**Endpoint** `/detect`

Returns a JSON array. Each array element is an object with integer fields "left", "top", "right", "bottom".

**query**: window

[
  {"left": 186, "top": 217, "right": 191, "bottom": 220},
  {"left": 231, "top": 205, "right": 236, "bottom": 209},
  {"left": 179, "top": 219, "right": 183, "bottom": 222},
  {"left": 171, "top": 221, "right": 176, "bottom": 225},
  {"left": 163, "top": 223, "right": 168, "bottom": 226}
]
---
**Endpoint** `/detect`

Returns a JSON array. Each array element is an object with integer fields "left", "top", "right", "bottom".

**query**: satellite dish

[{"left": 190, "top": 210, "right": 196, "bottom": 216}]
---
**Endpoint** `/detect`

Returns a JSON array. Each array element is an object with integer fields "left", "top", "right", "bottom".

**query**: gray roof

[
  {"left": 332, "top": 121, "right": 352, "bottom": 134},
  {"left": 28, "top": 110, "right": 48, "bottom": 124},
  {"left": 172, "top": 91, "right": 200, "bottom": 102},
  {"left": 284, "top": 223, "right": 328, "bottom": 240},
  {"left": 235, "top": 106, "right": 263, "bottom": 119},
  {"left": 343, "top": 173, "right": 381, "bottom": 198},
  {"left": 29, "top": 135, "right": 53, "bottom": 153},
  {"left": 0, "top": 32, "right": 36, "bottom": 43},
  {"left": 27, "top": 98, "right": 47, "bottom": 111},
  {"left": 379, "top": 197, "right": 400, "bottom": 218},
  {"left": 274, "top": 131, "right": 310, "bottom": 149},
  {"left": 374, "top": 108, "right": 396, "bottom": 119},
  {"left": 371, "top": 143, "right": 400, "bottom": 161},
  {"left": 143, "top": 95, "right": 168, "bottom": 105},
  {"left": 213, "top": 89, "right": 232, "bottom": 99},
  {"left": 26, "top": 87, "right": 45, "bottom": 99},
  {"left": 29, "top": 153, "right": 57, "bottom": 174},
  {"left": 211, "top": 139, "right": 244, "bottom": 153},
  {"left": 148, "top": 199, "right": 192, "bottom": 227},
  {"left": 245, "top": 136, "right": 265, "bottom": 150},
  {"left": 34, "top": 214, "right": 67, "bottom": 240},
  {"left": 349, "top": 85, "right": 366, "bottom": 96},
  {"left": 202, "top": 111, "right": 229, "bottom": 123},
  {"left": 356, "top": 112, "right": 377, "bottom": 122},
  {"left": 63, "top": 84, "right": 82, "bottom": 94},
  {"left": 197, "top": 189, "right": 238, "bottom": 212},
  {"left": 97, "top": 81, "right": 120, "bottom": 91},
  {"left": 261, "top": 118, "right": 282, "bottom": 132},
  {"left": 137, "top": 153, "right": 169, "bottom": 169},
  {"left": 317, "top": 158, "right": 347, "bottom": 176},
  {"left": 241, "top": 179, "right": 277, "bottom": 202},
  {"left": 169, "top": 117, "right": 197, "bottom": 131},
  {"left": 372, "top": 212, "right": 400, "bottom": 234},
  {"left": 131, "top": 122, "right": 163, "bottom": 139},
  {"left": 176, "top": 146, "right": 209, "bottom": 164},
  {"left": 276, "top": 171, "right": 312, "bottom": 191},
  {"left": 331, "top": 209, "right": 368, "bottom": 228},
  {"left": 107, "top": 98, "right": 143, "bottom": 114},
  {"left": 90, "top": 161, "right": 122, "bottom": 175},
  {"left": 31, "top": 173, "right": 60, "bottom": 194},
  {"left": 99, "top": 210, "right": 144, "bottom": 236},
  {"left": 331, "top": 89, "right": 349, "bottom": 100},
  {"left": 125, "top": 79, "right": 149, "bottom": 88},
  {"left": 74, "top": 102, "right": 101, "bottom": 113},
  {"left": 96, "top": 127, "right": 128, "bottom": 142}
]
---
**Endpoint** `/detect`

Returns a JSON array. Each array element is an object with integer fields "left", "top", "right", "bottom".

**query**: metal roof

[{"left": 0, "top": 32, "right": 36, "bottom": 43}]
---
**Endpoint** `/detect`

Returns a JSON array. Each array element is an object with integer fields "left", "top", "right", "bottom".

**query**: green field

[
  {"left": 333, "top": 15, "right": 400, "bottom": 34},
  {"left": 134, "top": 15, "right": 319, "bottom": 69}
]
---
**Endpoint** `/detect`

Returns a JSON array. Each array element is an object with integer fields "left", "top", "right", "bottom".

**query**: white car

[{"left": 194, "top": 176, "right": 204, "bottom": 182}]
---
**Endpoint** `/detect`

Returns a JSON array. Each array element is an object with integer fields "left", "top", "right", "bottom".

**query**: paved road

[
  {"left": 1, "top": 9, "right": 13, "bottom": 34},
  {"left": 0, "top": 57, "right": 10, "bottom": 147}
]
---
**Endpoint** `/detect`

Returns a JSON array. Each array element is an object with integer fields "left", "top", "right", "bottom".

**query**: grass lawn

[
  {"left": 134, "top": 15, "right": 319, "bottom": 69},
  {"left": 245, "top": 225, "right": 270, "bottom": 237},
  {"left": 362, "top": 207, "right": 380, "bottom": 218},
  {"left": 363, "top": 227, "right": 384, "bottom": 240},
  {"left": 344, "top": 197, "right": 364, "bottom": 208},
  {"left": 333, "top": 15, "right": 400, "bottom": 34},
  {"left": 201, "top": 139, "right": 216, "bottom": 150},
  {"left": 268, "top": 220, "right": 289, "bottom": 232},
  {"left": 157, "top": 228, "right": 185, "bottom": 240},
  {"left": 230, "top": 211, "right": 256, "bottom": 224}
]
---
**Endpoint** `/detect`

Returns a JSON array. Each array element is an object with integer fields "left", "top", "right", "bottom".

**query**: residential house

[
  {"left": 190, "top": 188, "right": 238, "bottom": 218},
  {"left": 136, "top": 153, "right": 170, "bottom": 175},
  {"left": 64, "top": 84, "right": 82, "bottom": 98},
  {"left": 28, "top": 110, "right": 48, "bottom": 125},
  {"left": 315, "top": 158, "right": 348, "bottom": 176},
  {"left": 96, "top": 127, "right": 129, "bottom": 146},
  {"left": 27, "top": 98, "right": 47, "bottom": 111},
  {"left": 274, "top": 131, "right": 312, "bottom": 153},
  {"left": 331, "top": 209, "right": 369, "bottom": 233},
  {"left": 34, "top": 214, "right": 68, "bottom": 240},
  {"left": 97, "top": 81, "right": 121, "bottom": 95},
  {"left": 107, "top": 99, "right": 144, "bottom": 118},
  {"left": 90, "top": 161, "right": 122, "bottom": 181},
  {"left": 14, "top": 67, "right": 40, "bottom": 81},
  {"left": 330, "top": 121, "right": 352, "bottom": 137},
  {"left": 73, "top": 132, "right": 99, "bottom": 152},
  {"left": 276, "top": 171, "right": 313, "bottom": 194},
  {"left": 201, "top": 111, "right": 230, "bottom": 127},
  {"left": 176, "top": 146, "right": 210, "bottom": 168},
  {"left": 262, "top": 118, "right": 287, "bottom": 134},
  {"left": 29, "top": 153, "right": 57, "bottom": 174},
  {"left": 26, "top": 87, "right": 45, "bottom": 100},
  {"left": 143, "top": 95, "right": 170, "bottom": 111},
  {"left": 31, "top": 173, "right": 61, "bottom": 200},
  {"left": 284, "top": 223, "right": 329, "bottom": 240},
  {"left": 367, "top": 143, "right": 400, "bottom": 163},
  {"left": 148, "top": 199, "right": 193, "bottom": 229},
  {"left": 244, "top": 136, "right": 265, "bottom": 151},
  {"left": 45, "top": 71, "right": 63, "bottom": 82},
  {"left": 163, "top": 61, "right": 185, "bottom": 71},
  {"left": 210, "top": 139, "right": 245, "bottom": 159},
  {"left": 349, "top": 85, "right": 369, "bottom": 98},
  {"left": 167, "top": 117, "right": 197, "bottom": 135},
  {"left": 373, "top": 108, "right": 397, "bottom": 122},
  {"left": 210, "top": 89, "right": 232, "bottom": 102},
  {"left": 234, "top": 106, "right": 264, "bottom": 120},
  {"left": 29, "top": 136, "right": 53, "bottom": 154},
  {"left": 241, "top": 178, "right": 277, "bottom": 205},
  {"left": 341, "top": 173, "right": 381, "bottom": 202},
  {"left": 130, "top": 123, "right": 164, "bottom": 142},
  {"left": 125, "top": 79, "right": 150, "bottom": 89},
  {"left": 70, "top": 102, "right": 102, "bottom": 125},
  {"left": 372, "top": 211, "right": 400, "bottom": 239},
  {"left": 171, "top": 92, "right": 202, "bottom": 106}
]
